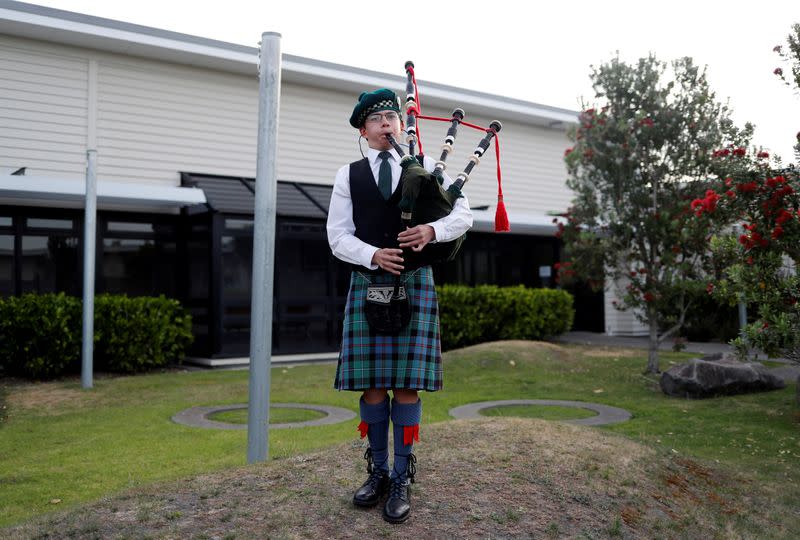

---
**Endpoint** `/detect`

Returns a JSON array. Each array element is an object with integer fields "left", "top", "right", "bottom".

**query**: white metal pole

[
  {"left": 247, "top": 32, "right": 281, "bottom": 463},
  {"left": 81, "top": 149, "right": 97, "bottom": 389}
]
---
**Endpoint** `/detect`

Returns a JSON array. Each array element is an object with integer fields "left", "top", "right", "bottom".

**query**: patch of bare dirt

[
  {"left": 581, "top": 348, "right": 642, "bottom": 359},
  {"left": 4, "top": 384, "right": 105, "bottom": 414},
  {"left": 1, "top": 417, "right": 787, "bottom": 539},
  {"left": 454, "top": 341, "right": 573, "bottom": 363}
]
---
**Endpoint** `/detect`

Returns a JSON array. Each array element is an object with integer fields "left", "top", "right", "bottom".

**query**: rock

[{"left": 659, "top": 353, "right": 786, "bottom": 399}]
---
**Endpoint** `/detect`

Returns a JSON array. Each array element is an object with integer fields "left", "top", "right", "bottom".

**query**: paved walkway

[
  {"left": 449, "top": 399, "right": 632, "bottom": 426},
  {"left": 553, "top": 332, "right": 800, "bottom": 382},
  {"left": 553, "top": 331, "right": 735, "bottom": 355}
]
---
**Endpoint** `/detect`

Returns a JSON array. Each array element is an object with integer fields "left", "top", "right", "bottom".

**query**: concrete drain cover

[
  {"left": 172, "top": 403, "right": 356, "bottom": 431},
  {"left": 449, "top": 399, "right": 631, "bottom": 426}
]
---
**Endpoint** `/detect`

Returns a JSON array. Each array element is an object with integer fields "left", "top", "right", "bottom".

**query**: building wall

[
  {"left": 0, "top": 33, "right": 572, "bottom": 219},
  {"left": 603, "top": 276, "right": 649, "bottom": 336},
  {"left": 0, "top": 35, "right": 88, "bottom": 177}
]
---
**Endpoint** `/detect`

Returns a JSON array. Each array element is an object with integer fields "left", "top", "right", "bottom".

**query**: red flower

[
  {"left": 772, "top": 226, "right": 784, "bottom": 239},
  {"left": 725, "top": 190, "right": 735, "bottom": 198},
  {"left": 630, "top": 271, "right": 637, "bottom": 277},
  {"left": 736, "top": 182, "right": 758, "bottom": 193},
  {"left": 724, "top": 177, "right": 733, "bottom": 186},
  {"left": 766, "top": 176, "right": 786, "bottom": 189},
  {"left": 706, "top": 283, "right": 714, "bottom": 294},
  {"left": 640, "top": 118, "right": 655, "bottom": 128},
  {"left": 643, "top": 292, "right": 655, "bottom": 303},
  {"left": 776, "top": 209, "right": 793, "bottom": 225},
  {"left": 564, "top": 147, "right": 573, "bottom": 157},
  {"left": 774, "top": 67, "right": 783, "bottom": 76},
  {"left": 733, "top": 147, "right": 746, "bottom": 157},
  {"left": 757, "top": 151, "right": 769, "bottom": 158},
  {"left": 746, "top": 256, "right": 754, "bottom": 265}
]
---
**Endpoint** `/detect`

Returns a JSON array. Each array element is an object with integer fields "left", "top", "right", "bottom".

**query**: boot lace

[{"left": 388, "top": 452, "right": 417, "bottom": 499}]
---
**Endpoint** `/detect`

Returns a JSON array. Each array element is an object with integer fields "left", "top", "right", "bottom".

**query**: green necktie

[{"left": 378, "top": 151, "right": 392, "bottom": 200}]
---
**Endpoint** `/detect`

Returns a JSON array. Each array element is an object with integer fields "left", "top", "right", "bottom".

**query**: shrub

[
  {"left": 0, "top": 293, "right": 193, "bottom": 379},
  {"left": 438, "top": 285, "right": 574, "bottom": 351},
  {"left": 94, "top": 294, "right": 194, "bottom": 374},
  {"left": 0, "top": 293, "right": 82, "bottom": 379}
]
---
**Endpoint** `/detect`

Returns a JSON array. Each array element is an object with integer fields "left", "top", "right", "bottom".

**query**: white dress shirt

[{"left": 327, "top": 146, "right": 474, "bottom": 270}]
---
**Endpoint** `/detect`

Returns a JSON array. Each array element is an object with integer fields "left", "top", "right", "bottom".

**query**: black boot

[
  {"left": 382, "top": 453, "right": 416, "bottom": 523},
  {"left": 353, "top": 447, "right": 390, "bottom": 507}
]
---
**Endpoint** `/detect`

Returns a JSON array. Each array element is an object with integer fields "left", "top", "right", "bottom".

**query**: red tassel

[
  {"left": 495, "top": 198, "right": 510, "bottom": 232},
  {"left": 403, "top": 424, "right": 420, "bottom": 446},
  {"left": 493, "top": 136, "right": 510, "bottom": 232},
  {"left": 357, "top": 420, "right": 369, "bottom": 439}
]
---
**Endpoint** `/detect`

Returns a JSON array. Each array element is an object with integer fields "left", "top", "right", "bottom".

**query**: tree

[
  {"left": 698, "top": 24, "right": 800, "bottom": 364},
  {"left": 772, "top": 22, "right": 800, "bottom": 162},
  {"left": 557, "top": 54, "right": 752, "bottom": 374}
]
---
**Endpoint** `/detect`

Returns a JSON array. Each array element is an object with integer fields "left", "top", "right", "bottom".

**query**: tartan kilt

[{"left": 334, "top": 266, "right": 442, "bottom": 391}]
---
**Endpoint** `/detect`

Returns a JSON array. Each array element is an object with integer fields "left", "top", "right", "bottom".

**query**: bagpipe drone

[
  {"left": 385, "top": 61, "right": 510, "bottom": 267},
  {"left": 364, "top": 62, "right": 510, "bottom": 335}
]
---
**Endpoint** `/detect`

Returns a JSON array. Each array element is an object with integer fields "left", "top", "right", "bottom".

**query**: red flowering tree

[
  {"left": 697, "top": 153, "right": 799, "bottom": 362},
  {"left": 559, "top": 54, "right": 752, "bottom": 374},
  {"left": 698, "top": 25, "right": 800, "bottom": 364}
]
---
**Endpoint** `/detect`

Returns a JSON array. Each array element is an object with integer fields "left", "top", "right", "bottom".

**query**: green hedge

[
  {"left": 438, "top": 285, "right": 574, "bottom": 351},
  {"left": 0, "top": 293, "right": 193, "bottom": 379}
]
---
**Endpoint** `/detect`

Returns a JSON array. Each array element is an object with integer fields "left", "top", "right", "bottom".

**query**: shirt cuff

[
  {"left": 429, "top": 222, "right": 443, "bottom": 244},
  {"left": 362, "top": 246, "right": 379, "bottom": 270}
]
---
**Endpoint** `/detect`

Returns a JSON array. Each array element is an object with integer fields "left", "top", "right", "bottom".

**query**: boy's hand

[
  {"left": 398, "top": 225, "right": 435, "bottom": 252},
  {"left": 372, "top": 248, "right": 404, "bottom": 275}
]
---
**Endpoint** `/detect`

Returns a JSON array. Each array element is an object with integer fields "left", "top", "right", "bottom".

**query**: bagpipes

[{"left": 385, "top": 61, "right": 509, "bottom": 266}]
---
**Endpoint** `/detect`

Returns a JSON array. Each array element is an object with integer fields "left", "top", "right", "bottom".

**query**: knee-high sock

[
  {"left": 390, "top": 398, "right": 422, "bottom": 483},
  {"left": 358, "top": 395, "right": 390, "bottom": 473}
]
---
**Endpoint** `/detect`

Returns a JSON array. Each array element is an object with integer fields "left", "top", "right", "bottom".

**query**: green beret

[{"left": 349, "top": 88, "right": 402, "bottom": 128}]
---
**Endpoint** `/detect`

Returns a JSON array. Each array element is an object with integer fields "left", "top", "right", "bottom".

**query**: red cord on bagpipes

[{"left": 405, "top": 64, "right": 509, "bottom": 232}]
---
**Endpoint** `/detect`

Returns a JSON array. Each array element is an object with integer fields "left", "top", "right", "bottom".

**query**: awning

[
  {"left": 181, "top": 172, "right": 331, "bottom": 218},
  {"left": 470, "top": 209, "right": 558, "bottom": 236},
  {"left": 0, "top": 174, "right": 206, "bottom": 207}
]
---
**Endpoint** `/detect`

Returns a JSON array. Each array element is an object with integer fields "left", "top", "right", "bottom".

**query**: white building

[{"left": 0, "top": 1, "right": 638, "bottom": 357}]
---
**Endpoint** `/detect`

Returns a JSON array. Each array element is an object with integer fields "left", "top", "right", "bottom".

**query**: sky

[{"left": 27, "top": 0, "right": 800, "bottom": 163}]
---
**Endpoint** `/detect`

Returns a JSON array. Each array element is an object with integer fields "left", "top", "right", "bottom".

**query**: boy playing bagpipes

[{"left": 326, "top": 88, "right": 473, "bottom": 523}]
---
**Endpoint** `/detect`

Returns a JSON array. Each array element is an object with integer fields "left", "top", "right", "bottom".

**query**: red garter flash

[
  {"left": 357, "top": 420, "right": 369, "bottom": 439},
  {"left": 403, "top": 424, "right": 420, "bottom": 445}
]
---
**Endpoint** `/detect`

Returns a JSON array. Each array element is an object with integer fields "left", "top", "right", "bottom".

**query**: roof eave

[{"left": 0, "top": 1, "right": 577, "bottom": 128}]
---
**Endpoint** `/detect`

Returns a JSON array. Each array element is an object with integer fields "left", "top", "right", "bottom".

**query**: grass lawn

[
  {"left": 1, "top": 340, "right": 798, "bottom": 531},
  {"left": 207, "top": 407, "right": 325, "bottom": 424}
]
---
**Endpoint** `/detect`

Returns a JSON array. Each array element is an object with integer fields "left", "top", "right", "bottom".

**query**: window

[
  {"left": 101, "top": 218, "right": 177, "bottom": 297},
  {"left": 21, "top": 235, "right": 79, "bottom": 294},
  {"left": 26, "top": 218, "right": 73, "bottom": 231},
  {"left": 0, "top": 234, "right": 13, "bottom": 296}
]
